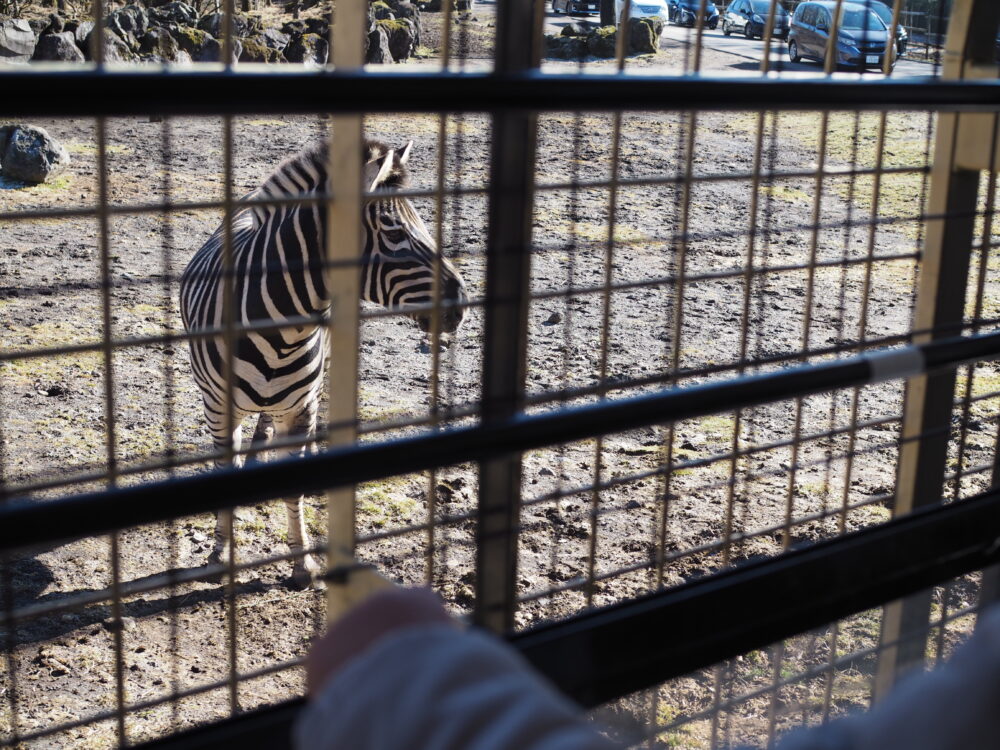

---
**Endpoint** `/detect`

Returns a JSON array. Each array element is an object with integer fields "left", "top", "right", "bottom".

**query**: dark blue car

[
  {"left": 722, "top": 0, "right": 791, "bottom": 40},
  {"left": 667, "top": 0, "right": 720, "bottom": 29}
]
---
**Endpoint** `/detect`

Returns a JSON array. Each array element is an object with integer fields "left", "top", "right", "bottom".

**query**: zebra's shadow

[{"left": 3, "top": 550, "right": 284, "bottom": 648}]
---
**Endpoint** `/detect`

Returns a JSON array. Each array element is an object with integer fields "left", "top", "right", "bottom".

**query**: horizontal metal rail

[
  {"left": 133, "top": 481, "right": 1000, "bottom": 747},
  {"left": 514, "top": 482, "right": 1000, "bottom": 707},
  {"left": 3, "top": 72, "right": 1000, "bottom": 117},
  {"left": 3, "top": 329, "right": 1000, "bottom": 553}
]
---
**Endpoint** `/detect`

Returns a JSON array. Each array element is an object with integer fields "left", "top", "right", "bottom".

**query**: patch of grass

[
  {"left": 64, "top": 143, "right": 132, "bottom": 156},
  {"left": 726, "top": 111, "right": 934, "bottom": 239},
  {"left": 760, "top": 184, "right": 812, "bottom": 204},
  {"left": 357, "top": 477, "right": 419, "bottom": 529}
]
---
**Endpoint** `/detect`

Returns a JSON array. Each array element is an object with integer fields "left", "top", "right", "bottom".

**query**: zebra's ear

[
  {"left": 398, "top": 140, "right": 413, "bottom": 166},
  {"left": 369, "top": 149, "right": 396, "bottom": 192}
]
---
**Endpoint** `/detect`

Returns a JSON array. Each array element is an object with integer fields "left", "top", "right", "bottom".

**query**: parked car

[
  {"left": 787, "top": 1, "right": 893, "bottom": 70},
  {"left": 552, "top": 0, "right": 601, "bottom": 16},
  {"left": 863, "top": 0, "right": 908, "bottom": 54},
  {"left": 614, "top": 0, "right": 671, "bottom": 22},
  {"left": 666, "top": 0, "right": 720, "bottom": 29},
  {"left": 722, "top": 0, "right": 791, "bottom": 40}
]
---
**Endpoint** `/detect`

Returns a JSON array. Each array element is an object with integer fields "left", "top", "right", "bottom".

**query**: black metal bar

[
  {"left": 4, "top": 331, "right": 1000, "bottom": 553},
  {"left": 135, "top": 482, "right": 1000, "bottom": 747},
  {"left": 136, "top": 698, "right": 303, "bottom": 749},
  {"left": 2, "top": 73, "right": 1000, "bottom": 117},
  {"left": 510, "top": 484, "right": 1000, "bottom": 707}
]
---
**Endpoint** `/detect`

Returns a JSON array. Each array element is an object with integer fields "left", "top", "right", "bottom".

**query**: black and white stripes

[{"left": 179, "top": 138, "right": 466, "bottom": 587}]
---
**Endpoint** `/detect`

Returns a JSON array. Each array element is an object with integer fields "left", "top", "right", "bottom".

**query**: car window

[
  {"left": 838, "top": 8, "right": 887, "bottom": 31},
  {"left": 863, "top": 1, "right": 894, "bottom": 26},
  {"left": 751, "top": 1, "right": 787, "bottom": 15},
  {"left": 800, "top": 4, "right": 817, "bottom": 25}
]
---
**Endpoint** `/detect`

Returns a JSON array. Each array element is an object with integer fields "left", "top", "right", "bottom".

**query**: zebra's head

[{"left": 361, "top": 140, "right": 467, "bottom": 334}]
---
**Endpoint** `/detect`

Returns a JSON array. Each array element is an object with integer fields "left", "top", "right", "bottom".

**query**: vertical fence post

[
  {"left": 875, "top": 0, "right": 999, "bottom": 699},
  {"left": 475, "top": 0, "right": 541, "bottom": 634},
  {"left": 325, "top": 0, "right": 366, "bottom": 620}
]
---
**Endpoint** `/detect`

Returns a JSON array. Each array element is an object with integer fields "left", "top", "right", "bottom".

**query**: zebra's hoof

[{"left": 289, "top": 556, "right": 323, "bottom": 590}]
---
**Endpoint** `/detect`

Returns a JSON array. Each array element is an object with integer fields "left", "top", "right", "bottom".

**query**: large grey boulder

[
  {"left": 106, "top": 4, "right": 149, "bottom": 45},
  {"left": 284, "top": 32, "right": 327, "bottom": 64},
  {"left": 197, "top": 12, "right": 251, "bottom": 39},
  {"left": 585, "top": 25, "right": 616, "bottom": 58},
  {"left": 192, "top": 35, "right": 242, "bottom": 62},
  {"left": 32, "top": 31, "right": 86, "bottom": 62},
  {"left": 0, "top": 18, "right": 37, "bottom": 64},
  {"left": 258, "top": 27, "right": 289, "bottom": 52},
  {"left": 151, "top": 1, "right": 197, "bottom": 26},
  {"left": 83, "top": 28, "right": 137, "bottom": 62},
  {"left": 74, "top": 20, "right": 95, "bottom": 47},
  {"left": 0, "top": 125, "right": 71, "bottom": 184},
  {"left": 627, "top": 16, "right": 662, "bottom": 54},
  {"left": 378, "top": 18, "right": 416, "bottom": 61},
  {"left": 545, "top": 34, "right": 587, "bottom": 60},
  {"left": 139, "top": 27, "right": 191, "bottom": 63},
  {"left": 366, "top": 24, "right": 392, "bottom": 64}
]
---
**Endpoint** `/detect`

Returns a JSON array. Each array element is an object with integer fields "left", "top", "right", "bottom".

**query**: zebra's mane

[{"left": 248, "top": 139, "right": 413, "bottom": 229}]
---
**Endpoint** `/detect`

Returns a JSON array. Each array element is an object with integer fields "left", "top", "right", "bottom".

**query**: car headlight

[{"left": 752, "top": 14, "right": 763, "bottom": 23}]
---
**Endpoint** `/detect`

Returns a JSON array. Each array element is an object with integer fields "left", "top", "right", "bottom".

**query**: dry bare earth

[{"left": 3, "top": 21, "right": 1000, "bottom": 750}]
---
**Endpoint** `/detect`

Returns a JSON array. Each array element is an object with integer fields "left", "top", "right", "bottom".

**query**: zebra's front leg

[
  {"left": 276, "top": 405, "right": 321, "bottom": 589},
  {"left": 206, "top": 417, "right": 246, "bottom": 577}
]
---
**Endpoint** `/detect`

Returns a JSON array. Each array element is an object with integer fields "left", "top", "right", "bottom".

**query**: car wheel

[
  {"left": 708, "top": 19, "right": 718, "bottom": 29},
  {"left": 722, "top": 20, "right": 731, "bottom": 36},
  {"left": 744, "top": 22, "right": 754, "bottom": 39},
  {"left": 788, "top": 39, "right": 800, "bottom": 62}
]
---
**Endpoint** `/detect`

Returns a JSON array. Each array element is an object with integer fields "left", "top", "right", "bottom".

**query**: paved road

[{"left": 538, "top": 6, "right": 937, "bottom": 77}]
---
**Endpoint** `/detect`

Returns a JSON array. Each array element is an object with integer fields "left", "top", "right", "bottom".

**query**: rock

[
  {"left": 365, "top": 24, "right": 392, "bottom": 63},
  {"left": 0, "top": 125, "right": 71, "bottom": 184},
  {"left": 193, "top": 35, "right": 242, "bottom": 62},
  {"left": 74, "top": 20, "right": 94, "bottom": 47},
  {"left": 377, "top": 17, "right": 416, "bottom": 61},
  {"left": 543, "top": 312, "right": 562, "bottom": 326},
  {"left": 106, "top": 4, "right": 149, "bottom": 45},
  {"left": 151, "top": 2, "right": 197, "bottom": 27},
  {"left": 27, "top": 19, "right": 47, "bottom": 35},
  {"left": 304, "top": 17, "right": 328, "bottom": 36},
  {"left": 545, "top": 34, "right": 587, "bottom": 60},
  {"left": 197, "top": 12, "right": 251, "bottom": 39},
  {"left": 42, "top": 13, "right": 65, "bottom": 35},
  {"left": 169, "top": 25, "right": 212, "bottom": 57},
  {"left": 627, "top": 16, "right": 661, "bottom": 54},
  {"left": 561, "top": 21, "right": 597, "bottom": 37},
  {"left": 281, "top": 19, "right": 306, "bottom": 36},
  {"left": 139, "top": 27, "right": 187, "bottom": 62},
  {"left": 284, "top": 32, "right": 327, "bottom": 64},
  {"left": 384, "top": 0, "right": 420, "bottom": 47},
  {"left": 32, "top": 31, "right": 85, "bottom": 62},
  {"left": 83, "top": 28, "right": 137, "bottom": 62},
  {"left": 585, "top": 25, "right": 616, "bottom": 58},
  {"left": 239, "top": 35, "right": 281, "bottom": 62},
  {"left": 371, "top": 1, "right": 395, "bottom": 20},
  {"left": 258, "top": 27, "right": 289, "bottom": 52},
  {"left": 0, "top": 18, "right": 37, "bottom": 64}
]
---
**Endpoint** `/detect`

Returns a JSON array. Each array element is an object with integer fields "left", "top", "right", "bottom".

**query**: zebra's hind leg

[{"left": 276, "top": 404, "right": 321, "bottom": 590}]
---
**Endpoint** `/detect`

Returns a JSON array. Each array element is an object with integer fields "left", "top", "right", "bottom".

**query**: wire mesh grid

[
  {"left": 590, "top": 570, "right": 988, "bottom": 749},
  {"left": 1, "top": 0, "right": 998, "bottom": 747}
]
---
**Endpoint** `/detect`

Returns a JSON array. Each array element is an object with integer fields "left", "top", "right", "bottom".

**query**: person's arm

[{"left": 295, "top": 588, "right": 617, "bottom": 750}]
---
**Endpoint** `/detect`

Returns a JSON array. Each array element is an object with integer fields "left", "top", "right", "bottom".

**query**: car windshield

[
  {"left": 863, "top": 2, "right": 894, "bottom": 25},
  {"left": 679, "top": 1, "right": 715, "bottom": 9},
  {"left": 751, "top": 1, "right": 788, "bottom": 15},
  {"left": 839, "top": 8, "right": 886, "bottom": 31}
]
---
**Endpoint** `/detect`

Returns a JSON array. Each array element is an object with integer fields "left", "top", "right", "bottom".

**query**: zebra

[{"left": 179, "top": 138, "right": 467, "bottom": 588}]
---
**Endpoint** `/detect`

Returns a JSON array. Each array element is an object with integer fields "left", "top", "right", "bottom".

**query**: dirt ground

[{"left": 2, "top": 5, "right": 998, "bottom": 749}]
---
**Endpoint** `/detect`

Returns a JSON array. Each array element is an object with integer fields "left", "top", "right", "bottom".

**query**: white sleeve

[
  {"left": 294, "top": 624, "right": 618, "bottom": 750},
  {"left": 775, "top": 605, "right": 1000, "bottom": 750}
]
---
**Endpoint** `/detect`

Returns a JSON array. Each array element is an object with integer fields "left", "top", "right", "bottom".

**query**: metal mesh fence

[{"left": 2, "top": 0, "right": 999, "bottom": 747}]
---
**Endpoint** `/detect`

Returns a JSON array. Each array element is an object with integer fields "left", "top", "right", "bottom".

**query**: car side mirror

[{"left": 817, "top": 21, "right": 828, "bottom": 31}]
